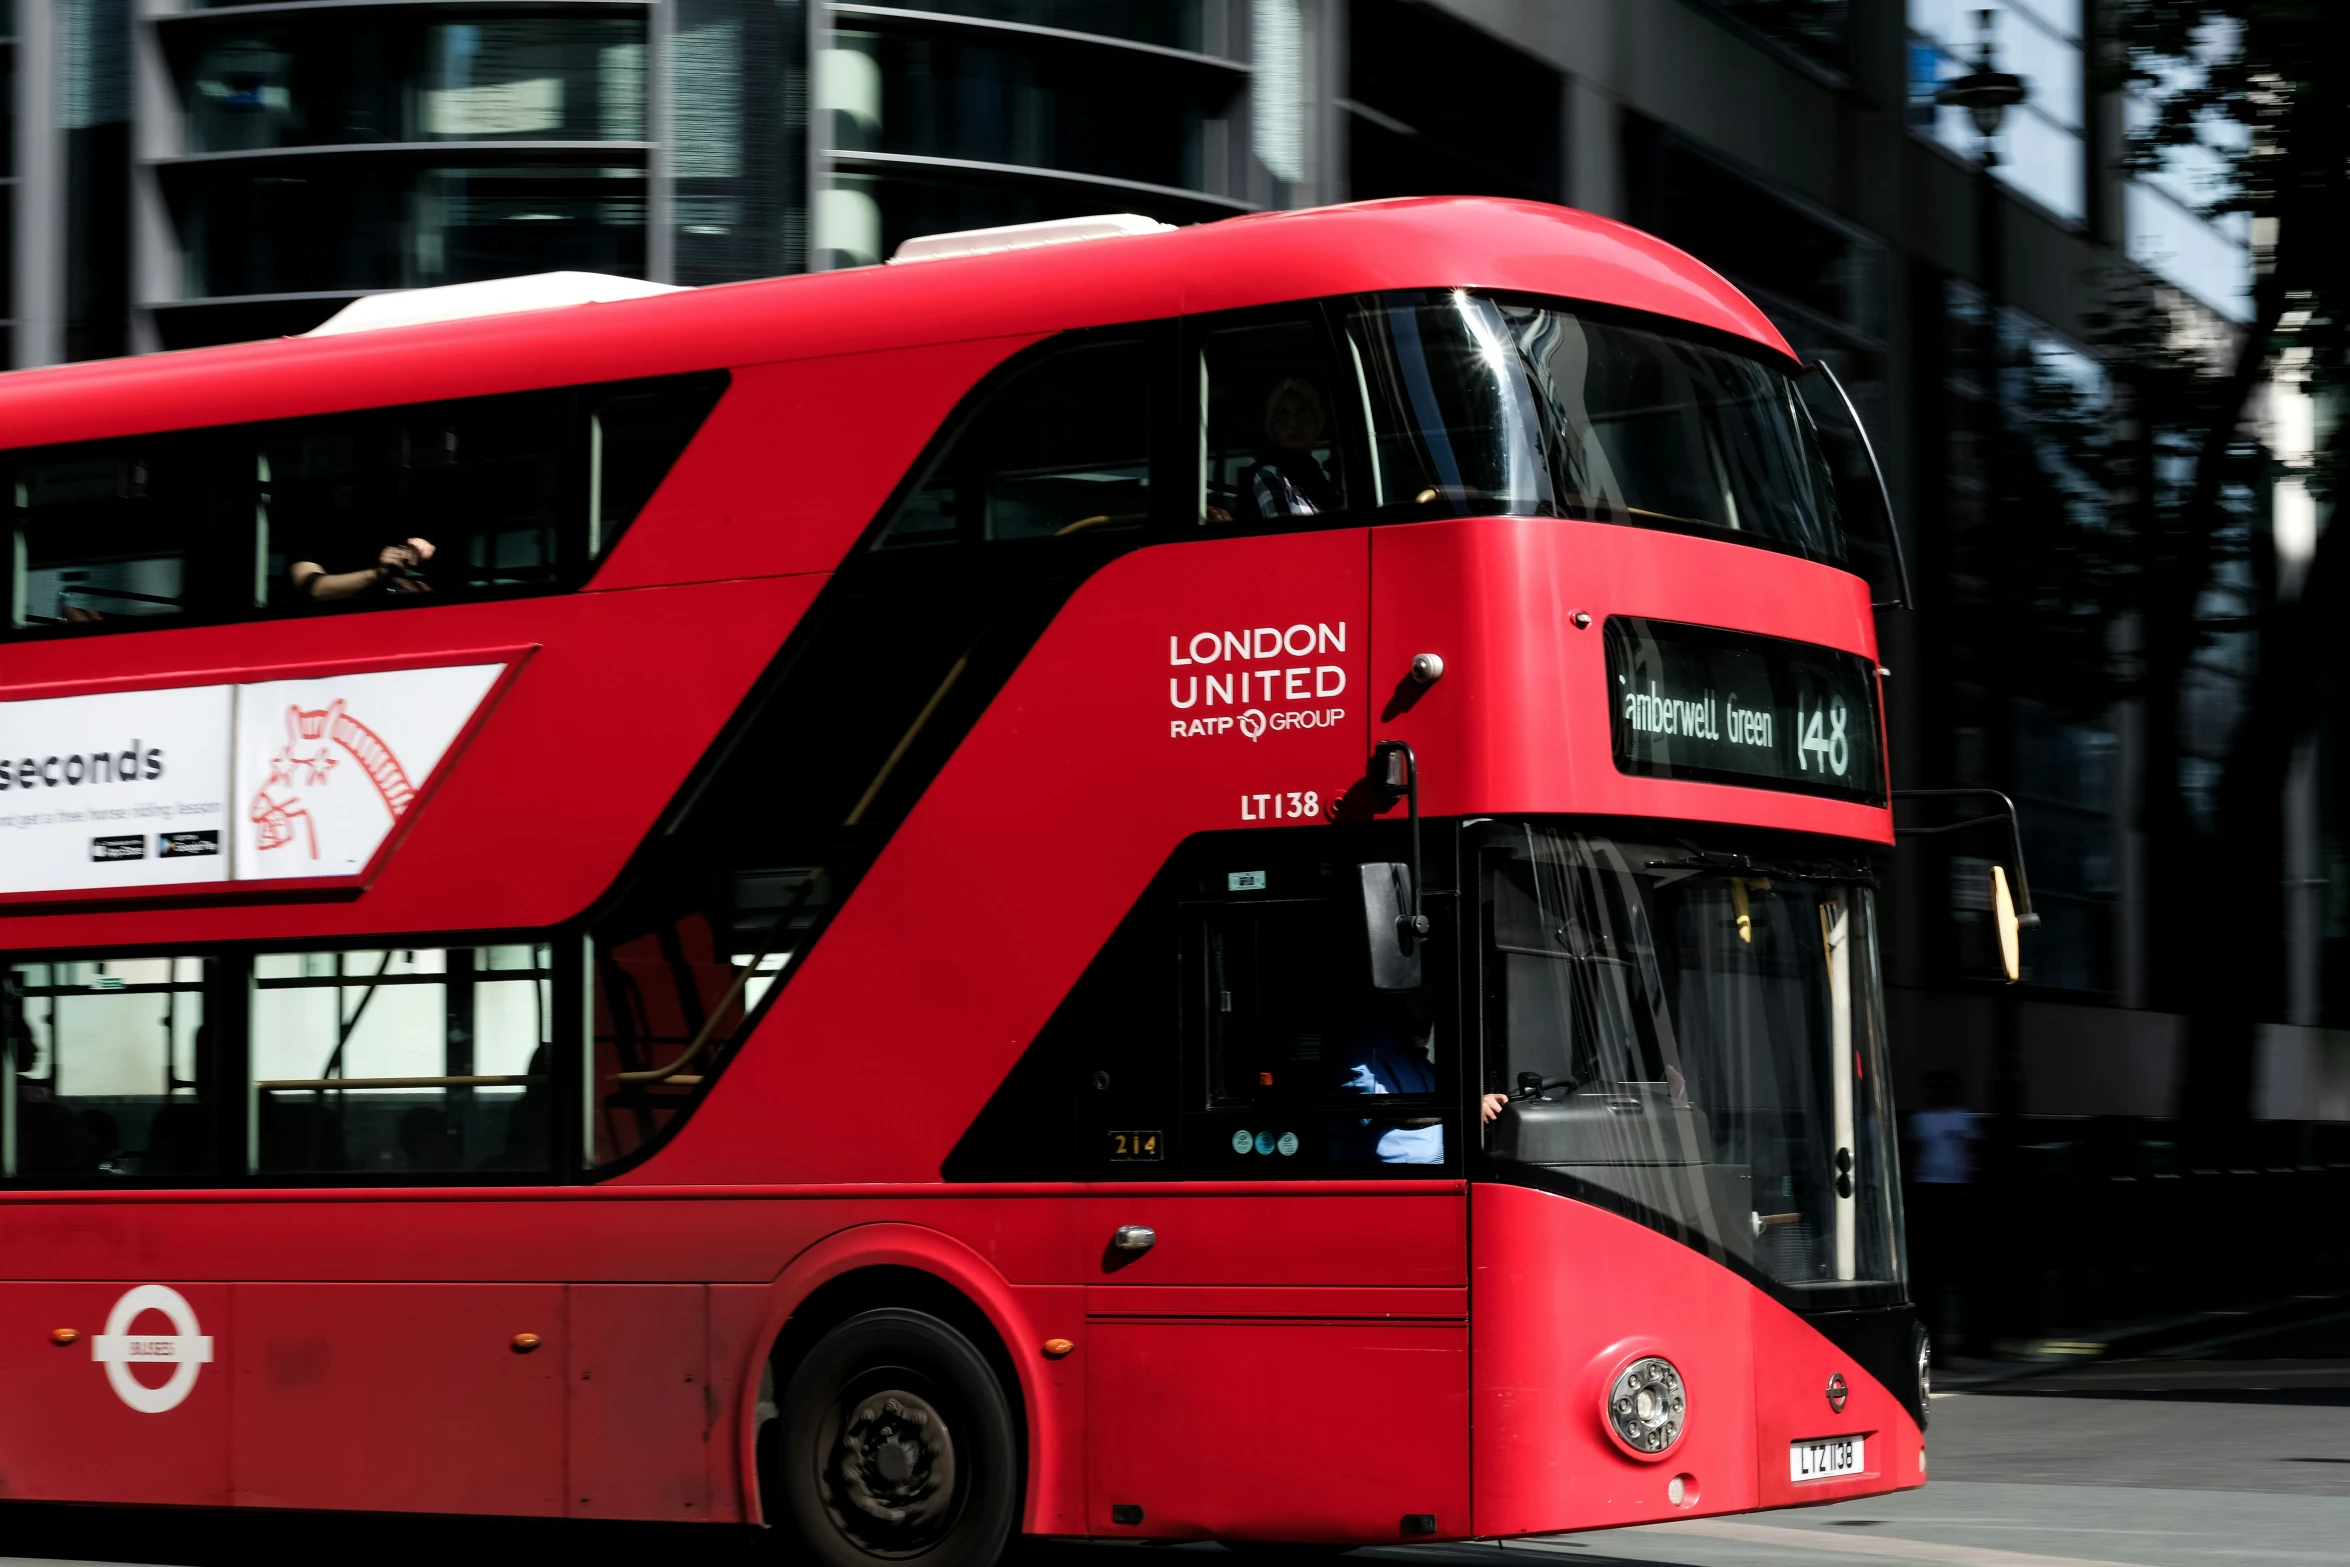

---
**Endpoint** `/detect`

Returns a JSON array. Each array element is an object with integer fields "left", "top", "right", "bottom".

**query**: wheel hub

[{"left": 829, "top": 1388, "right": 958, "bottom": 1548}]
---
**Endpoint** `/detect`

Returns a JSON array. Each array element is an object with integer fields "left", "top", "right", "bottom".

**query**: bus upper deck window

[
  {"left": 1346, "top": 291, "right": 1845, "bottom": 565},
  {"left": 8, "top": 440, "right": 245, "bottom": 633},
  {"left": 875, "top": 339, "right": 1152, "bottom": 549},
  {"left": 267, "top": 396, "right": 568, "bottom": 609},
  {"left": 1201, "top": 317, "right": 1348, "bottom": 526},
  {"left": 588, "top": 374, "right": 727, "bottom": 562}
]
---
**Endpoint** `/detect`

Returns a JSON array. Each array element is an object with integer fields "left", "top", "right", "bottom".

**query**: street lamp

[
  {"left": 1934, "top": 10, "right": 2032, "bottom": 1103},
  {"left": 1935, "top": 8, "right": 2026, "bottom": 165}
]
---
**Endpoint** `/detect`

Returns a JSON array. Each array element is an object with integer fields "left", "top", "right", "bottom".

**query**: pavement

[{"left": 5, "top": 1307, "right": 2345, "bottom": 1567}]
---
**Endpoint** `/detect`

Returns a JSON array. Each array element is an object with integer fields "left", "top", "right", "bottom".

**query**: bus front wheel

[{"left": 776, "top": 1307, "right": 1020, "bottom": 1567}]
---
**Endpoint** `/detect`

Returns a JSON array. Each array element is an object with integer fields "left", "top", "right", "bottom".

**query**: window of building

[
  {"left": 1201, "top": 314, "right": 1349, "bottom": 525},
  {"left": 174, "top": 163, "right": 647, "bottom": 302},
  {"left": 1908, "top": 0, "right": 2085, "bottom": 223},
  {"left": 2120, "top": 24, "right": 2252, "bottom": 322},
  {"left": 250, "top": 945, "right": 553, "bottom": 1173},
  {"left": 1624, "top": 121, "right": 1886, "bottom": 351},
  {"left": 3, "top": 955, "right": 217, "bottom": 1178},
  {"left": 810, "top": 9, "right": 1244, "bottom": 270},
  {"left": 1345, "top": 0, "right": 1561, "bottom": 204},
  {"left": 1698, "top": 0, "right": 1849, "bottom": 75},
  {"left": 671, "top": 0, "right": 805, "bottom": 287},
  {"left": 1, "top": 4, "right": 14, "bottom": 371},
  {"left": 906, "top": 1, "right": 1208, "bottom": 50},
  {"left": 182, "top": 18, "right": 647, "bottom": 154},
  {"left": 825, "top": 29, "right": 1216, "bottom": 194},
  {"left": 876, "top": 337, "right": 1157, "bottom": 548}
]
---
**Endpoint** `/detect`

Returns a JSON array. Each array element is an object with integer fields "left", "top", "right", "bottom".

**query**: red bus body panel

[
  {"left": 0, "top": 198, "right": 1918, "bottom": 1538},
  {"left": 1471, "top": 1182, "right": 1922, "bottom": 1533}
]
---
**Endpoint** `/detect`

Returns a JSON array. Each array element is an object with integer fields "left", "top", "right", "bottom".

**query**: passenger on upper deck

[
  {"left": 1208, "top": 376, "right": 1340, "bottom": 523},
  {"left": 290, "top": 535, "right": 438, "bottom": 602}
]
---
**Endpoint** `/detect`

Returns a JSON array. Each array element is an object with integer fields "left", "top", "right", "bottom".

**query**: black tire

[{"left": 774, "top": 1308, "right": 1020, "bottom": 1567}]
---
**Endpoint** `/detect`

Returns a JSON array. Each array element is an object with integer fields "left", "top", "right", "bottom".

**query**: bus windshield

[
  {"left": 1348, "top": 291, "right": 1845, "bottom": 563},
  {"left": 1479, "top": 822, "right": 1902, "bottom": 1308}
]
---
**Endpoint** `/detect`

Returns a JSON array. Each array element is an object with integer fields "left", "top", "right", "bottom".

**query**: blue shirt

[{"left": 1337, "top": 1030, "right": 1444, "bottom": 1164}]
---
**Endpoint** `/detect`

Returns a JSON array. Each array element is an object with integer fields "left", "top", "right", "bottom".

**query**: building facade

[{"left": 8, "top": 0, "right": 2341, "bottom": 1125}]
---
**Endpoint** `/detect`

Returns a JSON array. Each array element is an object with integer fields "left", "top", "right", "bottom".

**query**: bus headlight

[{"left": 1606, "top": 1356, "right": 1686, "bottom": 1455}]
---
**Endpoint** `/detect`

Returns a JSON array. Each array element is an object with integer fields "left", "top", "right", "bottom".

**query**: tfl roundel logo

[{"left": 91, "top": 1285, "right": 215, "bottom": 1414}]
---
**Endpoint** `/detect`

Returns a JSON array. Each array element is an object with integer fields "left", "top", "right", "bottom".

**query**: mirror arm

[
  {"left": 1370, "top": 740, "right": 1430, "bottom": 941},
  {"left": 1807, "top": 357, "right": 1914, "bottom": 612},
  {"left": 1890, "top": 787, "right": 2039, "bottom": 928}
]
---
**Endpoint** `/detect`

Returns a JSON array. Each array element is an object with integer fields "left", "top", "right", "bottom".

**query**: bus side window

[
  {"left": 3, "top": 957, "right": 218, "bottom": 1178},
  {"left": 1192, "top": 883, "right": 1454, "bottom": 1174},
  {"left": 1202, "top": 900, "right": 1354, "bottom": 1106},
  {"left": 409, "top": 402, "right": 570, "bottom": 594},
  {"left": 248, "top": 946, "right": 553, "bottom": 1174},
  {"left": 874, "top": 338, "right": 1155, "bottom": 548},
  {"left": 588, "top": 374, "right": 728, "bottom": 564},
  {"left": 1200, "top": 316, "right": 1349, "bottom": 527},
  {"left": 8, "top": 438, "right": 246, "bottom": 632},
  {"left": 588, "top": 868, "right": 830, "bottom": 1170},
  {"left": 267, "top": 397, "right": 570, "bottom": 608}
]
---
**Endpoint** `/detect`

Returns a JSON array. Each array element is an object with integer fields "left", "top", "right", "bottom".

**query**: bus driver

[{"left": 1336, "top": 988, "right": 1514, "bottom": 1163}]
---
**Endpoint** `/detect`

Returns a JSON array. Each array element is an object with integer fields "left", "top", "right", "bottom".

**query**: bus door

[{"left": 1079, "top": 834, "right": 1471, "bottom": 1541}]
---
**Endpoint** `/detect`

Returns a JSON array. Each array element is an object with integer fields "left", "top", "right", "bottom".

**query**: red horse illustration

[{"left": 247, "top": 699, "right": 418, "bottom": 861}]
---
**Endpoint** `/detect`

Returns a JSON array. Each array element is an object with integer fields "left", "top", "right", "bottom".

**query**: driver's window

[
  {"left": 1200, "top": 316, "right": 1349, "bottom": 527},
  {"left": 1186, "top": 858, "right": 1458, "bottom": 1176}
]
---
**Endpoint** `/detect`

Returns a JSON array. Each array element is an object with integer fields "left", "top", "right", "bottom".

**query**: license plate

[{"left": 1790, "top": 1435, "right": 1864, "bottom": 1482}]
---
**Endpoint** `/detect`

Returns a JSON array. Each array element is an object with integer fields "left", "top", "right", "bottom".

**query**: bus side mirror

[
  {"left": 1992, "top": 864, "right": 2023, "bottom": 985},
  {"left": 1892, "top": 789, "right": 2040, "bottom": 986},
  {"left": 1359, "top": 862, "right": 1423, "bottom": 991}
]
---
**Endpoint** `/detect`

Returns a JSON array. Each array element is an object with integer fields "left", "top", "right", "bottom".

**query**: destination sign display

[{"left": 1604, "top": 617, "right": 1884, "bottom": 803}]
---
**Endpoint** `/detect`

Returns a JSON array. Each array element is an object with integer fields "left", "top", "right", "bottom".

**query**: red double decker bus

[{"left": 0, "top": 198, "right": 1925, "bottom": 1562}]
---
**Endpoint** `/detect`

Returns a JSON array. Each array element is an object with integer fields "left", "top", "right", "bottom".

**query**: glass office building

[{"left": 9, "top": 0, "right": 1306, "bottom": 349}]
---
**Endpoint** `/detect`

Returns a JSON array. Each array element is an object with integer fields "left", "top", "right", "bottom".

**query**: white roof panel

[
  {"left": 889, "top": 214, "right": 1175, "bottom": 264},
  {"left": 305, "top": 272, "right": 685, "bottom": 338}
]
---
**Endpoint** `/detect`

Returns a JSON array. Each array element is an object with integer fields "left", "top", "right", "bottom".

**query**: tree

[{"left": 2098, "top": 2, "right": 2346, "bottom": 1136}]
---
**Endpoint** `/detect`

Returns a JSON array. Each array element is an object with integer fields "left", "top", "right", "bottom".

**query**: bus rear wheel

[{"left": 776, "top": 1307, "right": 1020, "bottom": 1567}]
